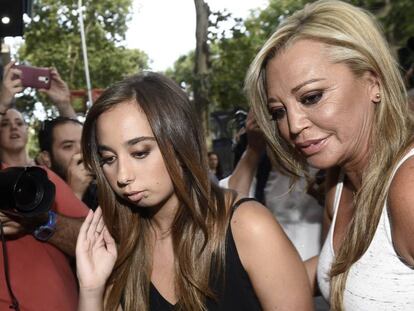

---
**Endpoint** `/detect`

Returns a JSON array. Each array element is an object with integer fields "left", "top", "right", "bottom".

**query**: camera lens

[{"left": 14, "top": 173, "right": 44, "bottom": 212}]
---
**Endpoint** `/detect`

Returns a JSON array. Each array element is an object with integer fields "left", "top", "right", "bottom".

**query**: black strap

[
  {"left": 0, "top": 222, "right": 20, "bottom": 310},
  {"left": 230, "top": 198, "right": 257, "bottom": 218}
]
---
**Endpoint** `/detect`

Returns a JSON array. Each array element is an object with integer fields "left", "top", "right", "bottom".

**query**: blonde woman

[
  {"left": 75, "top": 73, "right": 313, "bottom": 310},
  {"left": 245, "top": 0, "right": 414, "bottom": 310}
]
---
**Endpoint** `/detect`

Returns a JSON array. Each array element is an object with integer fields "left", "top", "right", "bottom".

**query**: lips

[
  {"left": 10, "top": 134, "right": 20, "bottom": 139},
  {"left": 295, "top": 137, "right": 328, "bottom": 156},
  {"left": 123, "top": 191, "right": 145, "bottom": 202}
]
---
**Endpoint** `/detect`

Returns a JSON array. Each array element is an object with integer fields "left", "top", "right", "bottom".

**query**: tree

[
  {"left": 193, "top": 0, "right": 211, "bottom": 135},
  {"left": 17, "top": 0, "right": 149, "bottom": 115},
  {"left": 168, "top": 0, "right": 414, "bottom": 112}
]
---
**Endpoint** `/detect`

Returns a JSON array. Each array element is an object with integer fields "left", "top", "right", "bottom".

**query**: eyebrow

[
  {"left": 98, "top": 136, "right": 156, "bottom": 152},
  {"left": 59, "top": 139, "right": 76, "bottom": 146},
  {"left": 291, "top": 78, "right": 325, "bottom": 93},
  {"left": 126, "top": 136, "right": 156, "bottom": 146},
  {"left": 267, "top": 78, "right": 326, "bottom": 105},
  {"left": 1, "top": 118, "right": 24, "bottom": 122}
]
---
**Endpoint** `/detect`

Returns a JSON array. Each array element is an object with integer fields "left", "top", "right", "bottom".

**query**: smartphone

[{"left": 13, "top": 65, "right": 51, "bottom": 89}]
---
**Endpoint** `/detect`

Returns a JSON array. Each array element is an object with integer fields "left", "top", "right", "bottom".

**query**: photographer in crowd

[
  {"left": 0, "top": 61, "right": 88, "bottom": 310},
  {"left": 38, "top": 117, "right": 98, "bottom": 210}
]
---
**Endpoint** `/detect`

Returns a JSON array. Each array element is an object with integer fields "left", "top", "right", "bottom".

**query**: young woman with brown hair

[{"left": 76, "top": 72, "right": 313, "bottom": 310}]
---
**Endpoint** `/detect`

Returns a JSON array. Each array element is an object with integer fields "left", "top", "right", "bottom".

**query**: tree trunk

[{"left": 193, "top": 0, "right": 210, "bottom": 139}]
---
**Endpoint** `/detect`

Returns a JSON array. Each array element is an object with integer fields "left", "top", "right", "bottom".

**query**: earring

[{"left": 373, "top": 93, "right": 381, "bottom": 103}]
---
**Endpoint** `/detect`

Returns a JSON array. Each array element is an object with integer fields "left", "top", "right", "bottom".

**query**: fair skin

[
  {"left": 0, "top": 61, "right": 23, "bottom": 110},
  {"left": 265, "top": 38, "right": 414, "bottom": 290},
  {"left": 76, "top": 101, "right": 313, "bottom": 310},
  {"left": 0, "top": 108, "right": 33, "bottom": 166},
  {"left": 41, "top": 122, "right": 82, "bottom": 178},
  {"left": 39, "top": 67, "right": 76, "bottom": 118},
  {"left": 40, "top": 122, "right": 93, "bottom": 199}
]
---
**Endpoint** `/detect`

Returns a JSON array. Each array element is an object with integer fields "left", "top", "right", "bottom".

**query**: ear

[
  {"left": 364, "top": 71, "right": 381, "bottom": 104},
  {"left": 36, "top": 151, "right": 52, "bottom": 168}
]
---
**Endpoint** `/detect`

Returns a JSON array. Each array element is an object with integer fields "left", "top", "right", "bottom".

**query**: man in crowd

[
  {"left": 37, "top": 117, "right": 98, "bottom": 209},
  {"left": 0, "top": 61, "right": 88, "bottom": 310}
]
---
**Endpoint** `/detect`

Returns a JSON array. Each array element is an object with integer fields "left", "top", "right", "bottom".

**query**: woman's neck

[
  {"left": 150, "top": 195, "right": 179, "bottom": 240},
  {"left": 1, "top": 150, "right": 32, "bottom": 167}
]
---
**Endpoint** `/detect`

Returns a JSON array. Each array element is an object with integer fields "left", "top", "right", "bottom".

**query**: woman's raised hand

[{"left": 76, "top": 207, "right": 118, "bottom": 295}]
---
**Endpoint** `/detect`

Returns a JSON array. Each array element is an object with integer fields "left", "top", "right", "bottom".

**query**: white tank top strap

[{"left": 331, "top": 171, "right": 344, "bottom": 221}]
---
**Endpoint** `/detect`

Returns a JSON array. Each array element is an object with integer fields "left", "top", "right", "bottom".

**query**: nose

[
  {"left": 116, "top": 157, "right": 135, "bottom": 188},
  {"left": 74, "top": 142, "right": 81, "bottom": 154},
  {"left": 10, "top": 122, "right": 18, "bottom": 131},
  {"left": 286, "top": 104, "right": 310, "bottom": 137}
]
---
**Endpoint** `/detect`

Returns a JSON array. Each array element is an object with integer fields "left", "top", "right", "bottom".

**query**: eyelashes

[
  {"left": 301, "top": 92, "right": 323, "bottom": 106},
  {"left": 98, "top": 150, "right": 150, "bottom": 167},
  {"left": 268, "top": 91, "right": 324, "bottom": 121},
  {"left": 270, "top": 108, "right": 286, "bottom": 121}
]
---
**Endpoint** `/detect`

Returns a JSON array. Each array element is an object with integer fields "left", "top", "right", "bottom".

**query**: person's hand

[
  {"left": 35, "top": 152, "right": 50, "bottom": 167},
  {"left": 0, "top": 61, "right": 23, "bottom": 110},
  {"left": 76, "top": 207, "right": 117, "bottom": 293},
  {"left": 67, "top": 153, "right": 94, "bottom": 200},
  {"left": 39, "top": 67, "right": 76, "bottom": 117},
  {"left": 39, "top": 67, "right": 72, "bottom": 107},
  {"left": 0, "top": 210, "right": 49, "bottom": 236},
  {"left": 0, "top": 211, "right": 24, "bottom": 235},
  {"left": 245, "top": 109, "right": 266, "bottom": 154}
]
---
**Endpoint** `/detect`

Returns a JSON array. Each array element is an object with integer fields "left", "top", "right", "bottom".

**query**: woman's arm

[
  {"left": 231, "top": 200, "right": 314, "bottom": 310},
  {"left": 388, "top": 154, "right": 414, "bottom": 266}
]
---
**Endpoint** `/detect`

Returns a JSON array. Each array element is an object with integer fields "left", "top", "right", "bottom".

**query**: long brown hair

[
  {"left": 82, "top": 72, "right": 235, "bottom": 310},
  {"left": 245, "top": 1, "right": 414, "bottom": 309}
]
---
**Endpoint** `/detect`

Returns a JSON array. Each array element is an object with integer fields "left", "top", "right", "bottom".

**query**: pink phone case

[{"left": 14, "top": 65, "right": 51, "bottom": 89}]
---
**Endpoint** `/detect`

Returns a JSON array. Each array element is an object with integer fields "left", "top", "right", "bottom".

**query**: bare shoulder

[
  {"left": 230, "top": 199, "right": 313, "bottom": 309},
  {"left": 388, "top": 151, "right": 414, "bottom": 266},
  {"left": 230, "top": 199, "right": 284, "bottom": 242},
  {"left": 230, "top": 198, "right": 297, "bottom": 271}
]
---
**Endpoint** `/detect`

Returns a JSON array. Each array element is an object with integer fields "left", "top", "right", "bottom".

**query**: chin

[{"left": 306, "top": 156, "right": 336, "bottom": 170}]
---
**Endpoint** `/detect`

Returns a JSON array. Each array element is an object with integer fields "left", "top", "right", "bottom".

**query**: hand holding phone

[
  {"left": 12, "top": 64, "right": 51, "bottom": 89},
  {"left": 0, "top": 61, "right": 24, "bottom": 107}
]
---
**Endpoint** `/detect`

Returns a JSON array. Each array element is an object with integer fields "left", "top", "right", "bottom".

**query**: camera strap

[{"left": 0, "top": 222, "right": 20, "bottom": 311}]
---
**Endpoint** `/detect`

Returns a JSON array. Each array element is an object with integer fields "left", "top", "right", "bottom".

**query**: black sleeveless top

[{"left": 149, "top": 198, "right": 262, "bottom": 310}]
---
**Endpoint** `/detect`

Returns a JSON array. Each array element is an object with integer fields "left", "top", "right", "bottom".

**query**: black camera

[
  {"left": 234, "top": 109, "right": 248, "bottom": 130},
  {"left": 0, "top": 166, "right": 55, "bottom": 217}
]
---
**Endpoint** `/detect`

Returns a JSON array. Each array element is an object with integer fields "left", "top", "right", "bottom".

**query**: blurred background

[{"left": 1, "top": 0, "right": 413, "bottom": 174}]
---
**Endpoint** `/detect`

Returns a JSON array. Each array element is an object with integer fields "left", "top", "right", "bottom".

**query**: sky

[
  {"left": 125, "top": 0, "right": 268, "bottom": 71},
  {"left": 4, "top": 0, "right": 268, "bottom": 71}
]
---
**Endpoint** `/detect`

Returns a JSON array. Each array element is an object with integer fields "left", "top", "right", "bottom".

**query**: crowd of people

[{"left": 0, "top": 0, "right": 413, "bottom": 310}]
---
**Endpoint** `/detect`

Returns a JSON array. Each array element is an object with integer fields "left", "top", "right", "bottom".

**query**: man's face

[{"left": 50, "top": 122, "right": 83, "bottom": 180}]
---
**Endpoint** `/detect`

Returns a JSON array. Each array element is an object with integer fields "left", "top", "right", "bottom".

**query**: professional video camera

[{"left": 0, "top": 166, "right": 55, "bottom": 217}]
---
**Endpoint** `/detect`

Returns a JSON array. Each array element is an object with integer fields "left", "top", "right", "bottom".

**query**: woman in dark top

[{"left": 75, "top": 73, "right": 313, "bottom": 310}]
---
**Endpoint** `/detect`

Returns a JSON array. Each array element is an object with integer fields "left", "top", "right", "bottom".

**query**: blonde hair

[{"left": 245, "top": 0, "right": 413, "bottom": 309}]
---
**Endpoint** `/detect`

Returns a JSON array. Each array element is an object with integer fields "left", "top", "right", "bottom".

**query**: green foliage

[
  {"left": 17, "top": 0, "right": 149, "bottom": 115},
  {"left": 348, "top": 0, "right": 414, "bottom": 47},
  {"left": 168, "top": 0, "right": 414, "bottom": 112}
]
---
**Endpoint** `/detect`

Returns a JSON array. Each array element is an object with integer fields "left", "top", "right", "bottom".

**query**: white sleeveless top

[{"left": 317, "top": 148, "right": 414, "bottom": 310}]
